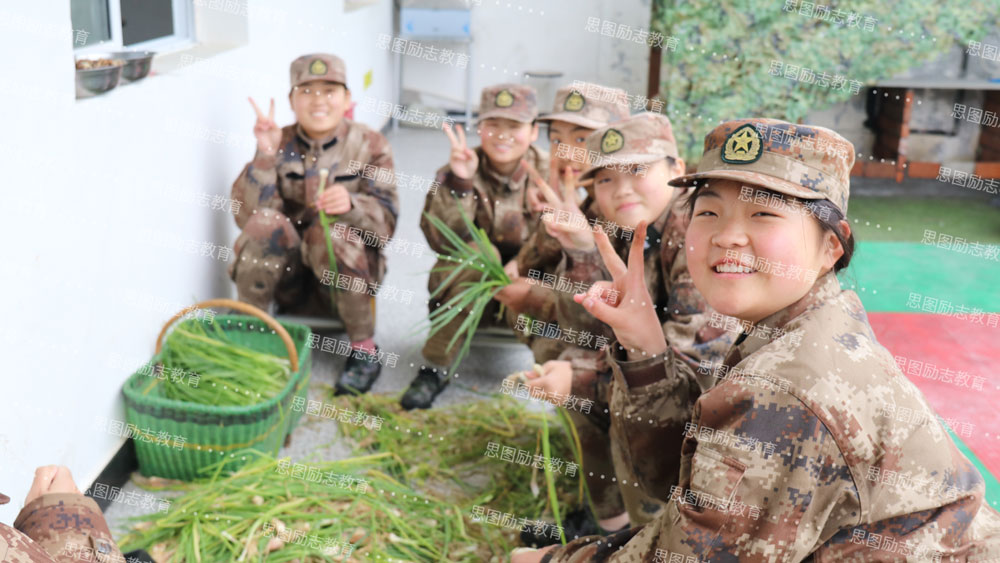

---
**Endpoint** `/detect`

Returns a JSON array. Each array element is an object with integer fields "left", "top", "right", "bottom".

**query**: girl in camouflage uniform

[
  {"left": 514, "top": 119, "right": 1000, "bottom": 562},
  {"left": 521, "top": 113, "right": 731, "bottom": 543}
]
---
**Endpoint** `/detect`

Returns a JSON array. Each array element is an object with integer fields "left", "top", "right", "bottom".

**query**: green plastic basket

[{"left": 122, "top": 299, "right": 312, "bottom": 480}]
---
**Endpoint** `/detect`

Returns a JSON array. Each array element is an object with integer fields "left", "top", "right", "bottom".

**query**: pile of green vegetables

[
  {"left": 420, "top": 204, "right": 512, "bottom": 373},
  {"left": 121, "top": 393, "right": 586, "bottom": 561},
  {"left": 149, "top": 320, "right": 292, "bottom": 407}
]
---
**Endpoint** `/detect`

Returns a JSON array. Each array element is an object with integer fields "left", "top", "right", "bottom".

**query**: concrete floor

[{"left": 104, "top": 124, "right": 539, "bottom": 537}]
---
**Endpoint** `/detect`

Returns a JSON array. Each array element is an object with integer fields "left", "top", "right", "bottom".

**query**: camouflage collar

[
  {"left": 294, "top": 119, "right": 348, "bottom": 152},
  {"left": 643, "top": 201, "right": 673, "bottom": 258},
  {"left": 732, "top": 270, "right": 843, "bottom": 358}
]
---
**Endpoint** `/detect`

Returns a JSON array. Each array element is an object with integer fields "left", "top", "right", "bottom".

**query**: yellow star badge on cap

[
  {"left": 495, "top": 89, "right": 514, "bottom": 108},
  {"left": 309, "top": 59, "right": 328, "bottom": 76},
  {"left": 722, "top": 124, "right": 763, "bottom": 164},
  {"left": 601, "top": 129, "right": 624, "bottom": 154},
  {"left": 564, "top": 91, "right": 585, "bottom": 112}
]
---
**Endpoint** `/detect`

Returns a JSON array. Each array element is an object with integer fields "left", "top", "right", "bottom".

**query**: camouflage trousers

[
  {"left": 228, "top": 210, "right": 383, "bottom": 341},
  {"left": 566, "top": 360, "right": 687, "bottom": 526}
]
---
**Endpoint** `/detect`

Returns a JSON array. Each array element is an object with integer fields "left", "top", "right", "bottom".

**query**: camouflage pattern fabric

[
  {"left": 230, "top": 120, "right": 398, "bottom": 341},
  {"left": 419, "top": 146, "right": 549, "bottom": 366},
  {"left": 542, "top": 272, "right": 1000, "bottom": 562},
  {"left": 2, "top": 493, "right": 124, "bottom": 562}
]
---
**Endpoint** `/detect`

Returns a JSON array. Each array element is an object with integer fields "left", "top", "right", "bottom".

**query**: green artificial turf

[
  {"left": 847, "top": 196, "right": 1000, "bottom": 243},
  {"left": 840, "top": 242, "right": 1000, "bottom": 313}
]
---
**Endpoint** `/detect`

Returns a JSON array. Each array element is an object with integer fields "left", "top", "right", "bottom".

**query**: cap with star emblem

[
  {"left": 538, "top": 82, "right": 631, "bottom": 129},
  {"left": 578, "top": 112, "right": 680, "bottom": 181},
  {"left": 478, "top": 83, "right": 538, "bottom": 124},
  {"left": 289, "top": 53, "right": 347, "bottom": 89},
  {"left": 669, "top": 118, "right": 855, "bottom": 214}
]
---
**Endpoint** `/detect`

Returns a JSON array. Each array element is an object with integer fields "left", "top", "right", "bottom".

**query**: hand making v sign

[
  {"left": 524, "top": 161, "right": 596, "bottom": 253},
  {"left": 573, "top": 221, "right": 667, "bottom": 361},
  {"left": 248, "top": 96, "right": 281, "bottom": 156},
  {"left": 443, "top": 122, "right": 479, "bottom": 180}
]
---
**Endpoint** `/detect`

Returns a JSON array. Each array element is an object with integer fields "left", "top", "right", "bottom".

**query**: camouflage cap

[
  {"left": 578, "top": 112, "right": 680, "bottom": 181},
  {"left": 669, "top": 118, "right": 855, "bottom": 214},
  {"left": 538, "top": 82, "right": 630, "bottom": 129},
  {"left": 290, "top": 53, "right": 347, "bottom": 89},
  {"left": 478, "top": 83, "right": 538, "bottom": 123}
]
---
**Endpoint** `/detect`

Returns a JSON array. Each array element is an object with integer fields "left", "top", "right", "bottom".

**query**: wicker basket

[{"left": 122, "top": 299, "right": 311, "bottom": 480}]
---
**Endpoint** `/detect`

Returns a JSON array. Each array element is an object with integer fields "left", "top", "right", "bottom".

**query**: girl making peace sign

[{"left": 516, "top": 119, "right": 1000, "bottom": 562}]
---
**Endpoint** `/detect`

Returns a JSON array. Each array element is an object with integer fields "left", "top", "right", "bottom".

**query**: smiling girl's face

[
  {"left": 478, "top": 118, "right": 539, "bottom": 170},
  {"left": 685, "top": 180, "right": 846, "bottom": 324},
  {"left": 593, "top": 158, "right": 685, "bottom": 228},
  {"left": 290, "top": 80, "right": 350, "bottom": 139}
]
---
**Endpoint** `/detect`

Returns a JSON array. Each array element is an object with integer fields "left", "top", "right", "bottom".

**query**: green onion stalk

[
  {"left": 317, "top": 168, "right": 339, "bottom": 302},
  {"left": 333, "top": 393, "right": 581, "bottom": 550},
  {"left": 120, "top": 451, "right": 466, "bottom": 562},
  {"left": 121, "top": 394, "right": 583, "bottom": 561},
  {"left": 149, "top": 319, "right": 291, "bottom": 407},
  {"left": 540, "top": 410, "right": 566, "bottom": 544},
  {"left": 416, "top": 202, "right": 512, "bottom": 374}
]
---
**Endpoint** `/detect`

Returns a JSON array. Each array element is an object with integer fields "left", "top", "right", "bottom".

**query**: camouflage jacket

[
  {"left": 1, "top": 493, "right": 124, "bottom": 562},
  {"left": 556, "top": 189, "right": 731, "bottom": 404},
  {"left": 231, "top": 120, "right": 399, "bottom": 240},
  {"left": 420, "top": 145, "right": 548, "bottom": 264},
  {"left": 543, "top": 272, "right": 1000, "bottom": 562}
]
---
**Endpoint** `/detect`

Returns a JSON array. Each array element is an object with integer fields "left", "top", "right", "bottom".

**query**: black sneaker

[
  {"left": 334, "top": 346, "right": 382, "bottom": 395},
  {"left": 519, "top": 507, "right": 626, "bottom": 547},
  {"left": 399, "top": 366, "right": 450, "bottom": 410}
]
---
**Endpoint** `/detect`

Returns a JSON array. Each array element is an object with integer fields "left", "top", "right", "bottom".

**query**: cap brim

[
  {"left": 537, "top": 112, "right": 605, "bottom": 130},
  {"left": 668, "top": 169, "right": 831, "bottom": 202},
  {"left": 292, "top": 79, "right": 347, "bottom": 90},
  {"left": 578, "top": 153, "right": 664, "bottom": 182},
  {"left": 477, "top": 110, "right": 536, "bottom": 124}
]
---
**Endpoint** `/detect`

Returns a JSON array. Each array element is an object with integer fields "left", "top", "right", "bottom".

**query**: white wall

[
  {"left": 0, "top": 0, "right": 393, "bottom": 524},
  {"left": 401, "top": 0, "right": 653, "bottom": 113}
]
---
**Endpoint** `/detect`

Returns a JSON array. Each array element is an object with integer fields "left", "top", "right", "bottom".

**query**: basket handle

[{"left": 154, "top": 298, "right": 299, "bottom": 372}]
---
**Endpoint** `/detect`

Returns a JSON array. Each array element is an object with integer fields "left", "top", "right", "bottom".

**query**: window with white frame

[{"left": 71, "top": 0, "right": 194, "bottom": 52}]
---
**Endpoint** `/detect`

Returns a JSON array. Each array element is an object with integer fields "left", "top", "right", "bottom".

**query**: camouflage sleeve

[
  {"left": 553, "top": 249, "right": 611, "bottom": 341},
  {"left": 231, "top": 150, "right": 284, "bottom": 230},
  {"left": 513, "top": 225, "right": 564, "bottom": 278},
  {"left": 0, "top": 522, "right": 62, "bottom": 562},
  {"left": 543, "top": 370, "right": 858, "bottom": 563},
  {"left": 11, "top": 493, "right": 125, "bottom": 563},
  {"left": 559, "top": 346, "right": 610, "bottom": 404},
  {"left": 514, "top": 283, "right": 558, "bottom": 322},
  {"left": 338, "top": 135, "right": 399, "bottom": 239},
  {"left": 419, "top": 166, "right": 480, "bottom": 255}
]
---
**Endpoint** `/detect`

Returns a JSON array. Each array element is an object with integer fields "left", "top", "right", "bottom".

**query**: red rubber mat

[{"left": 868, "top": 312, "right": 1000, "bottom": 476}]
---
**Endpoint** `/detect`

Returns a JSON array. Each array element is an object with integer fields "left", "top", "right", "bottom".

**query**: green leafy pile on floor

[{"left": 120, "top": 393, "right": 584, "bottom": 562}]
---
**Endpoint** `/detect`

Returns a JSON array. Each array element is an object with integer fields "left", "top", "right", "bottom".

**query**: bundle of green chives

[
  {"left": 121, "top": 395, "right": 583, "bottom": 561},
  {"left": 121, "top": 452, "right": 470, "bottom": 562},
  {"left": 419, "top": 203, "right": 512, "bottom": 373},
  {"left": 333, "top": 393, "right": 585, "bottom": 546},
  {"left": 154, "top": 320, "right": 291, "bottom": 407}
]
